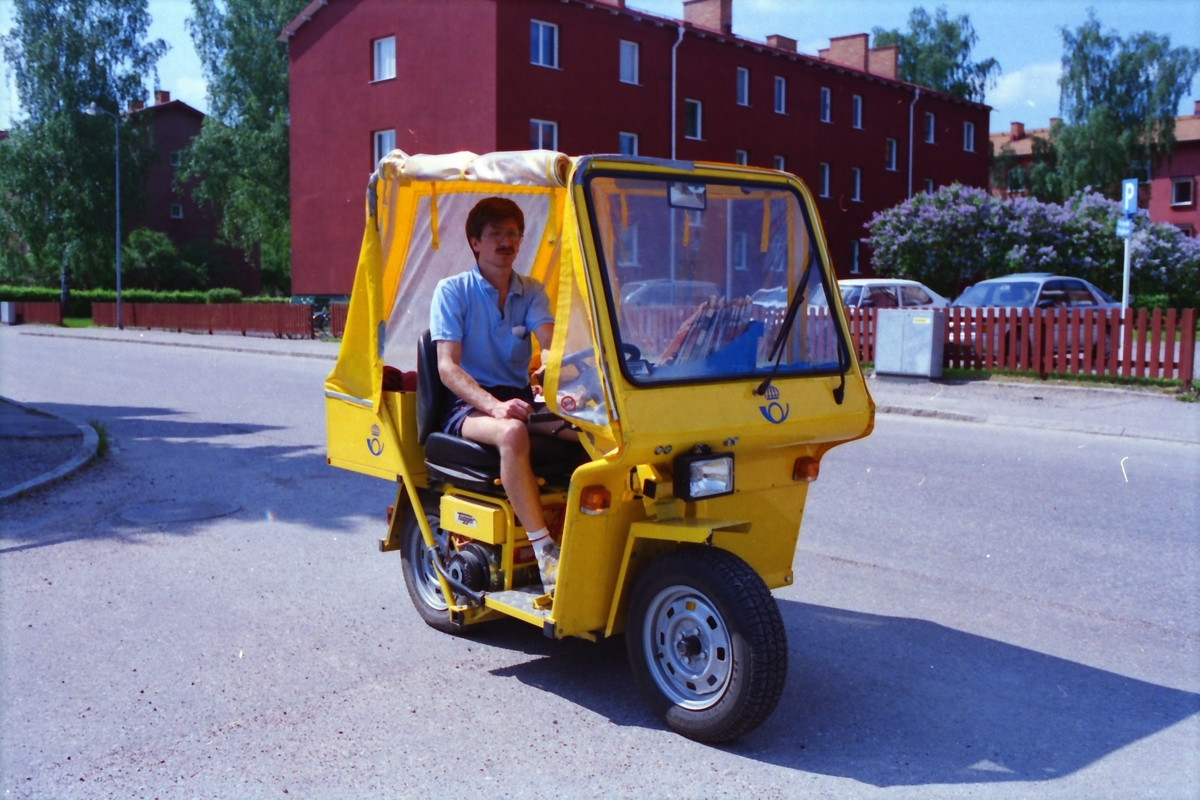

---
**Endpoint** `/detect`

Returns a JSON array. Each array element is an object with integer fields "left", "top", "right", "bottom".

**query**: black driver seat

[{"left": 416, "top": 330, "right": 585, "bottom": 495}]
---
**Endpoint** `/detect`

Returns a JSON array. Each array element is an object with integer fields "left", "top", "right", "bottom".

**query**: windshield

[
  {"left": 952, "top": 280, "right": 1039, "bottom": 307},
  {"left": 585, "top": 173, "right": 846, "bottom": 385}
]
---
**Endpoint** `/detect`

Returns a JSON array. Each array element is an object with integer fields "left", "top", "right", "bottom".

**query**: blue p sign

[{"left": 1122, "top": 179, "right": 1138, "bottom": 216}]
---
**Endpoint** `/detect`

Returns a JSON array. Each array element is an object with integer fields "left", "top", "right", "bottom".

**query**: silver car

[{"left": 952, "top": 273, "right": 1119, "bottom": 310}]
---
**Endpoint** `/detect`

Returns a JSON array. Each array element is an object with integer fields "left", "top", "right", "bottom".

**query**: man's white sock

[{"left": 527, "top": 527, "right": 552, "bottom": 553}]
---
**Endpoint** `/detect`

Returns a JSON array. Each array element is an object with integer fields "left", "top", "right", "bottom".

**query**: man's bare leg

[{"left": 459, "top": 414, "right": 546, "bottom": 532}]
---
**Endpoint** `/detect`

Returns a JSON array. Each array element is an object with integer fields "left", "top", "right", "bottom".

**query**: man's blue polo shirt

[{"left": 430, "top": 266, "right": 555, "bottom": 388}]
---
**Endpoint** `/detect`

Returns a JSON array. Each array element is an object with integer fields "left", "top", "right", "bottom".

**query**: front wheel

[{"left": 626, "top": 547, "right": 788, "bottom": 743}]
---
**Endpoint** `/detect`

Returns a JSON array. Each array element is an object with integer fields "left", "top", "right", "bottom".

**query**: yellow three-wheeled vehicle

[{"left": 325, "top": 150, "right": 873, "bottom": 742}]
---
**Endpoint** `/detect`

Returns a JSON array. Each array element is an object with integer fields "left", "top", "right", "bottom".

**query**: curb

[
  {"left": 18, "top": 330, "right": 339, "bottom": 361},
  {"left": 0, "top": 404, "right": 101, "bottom": 503},
  {"left": 875, "top": 404, "right": 1198, "bottom": 445}
]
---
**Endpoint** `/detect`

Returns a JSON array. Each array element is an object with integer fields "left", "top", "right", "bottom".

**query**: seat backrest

[{"left": 416, "top": 329, "right": 446, "bottom": 445}]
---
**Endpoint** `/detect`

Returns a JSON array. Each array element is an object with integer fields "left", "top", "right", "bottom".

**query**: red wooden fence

[
  {"left": 6, "top": 301, "right": 63, "bottom": 325},
  {"left": 843, "top": 307, "right": 1195, "bottom": 389},
  {"left": 330, "top": 302, "right": 349, "bottom": 339},
  {"left": 92, "top": 303, "right": 313, "bottom": 339}
]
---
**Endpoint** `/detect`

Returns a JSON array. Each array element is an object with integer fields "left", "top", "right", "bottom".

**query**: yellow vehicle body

[{"left": 324, "top": 149, "right": 873, "bottom": 740}]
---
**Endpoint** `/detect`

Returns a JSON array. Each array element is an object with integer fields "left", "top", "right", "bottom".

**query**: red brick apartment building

[
  {"left": 991, "top": 101, "right": 1200, "bottom": 237},
  {"left": 129, "top": 92, "right": 258, "bottom": 294},
  {"left": 281, "top": 0, "right": 990, "bottom": 296}
]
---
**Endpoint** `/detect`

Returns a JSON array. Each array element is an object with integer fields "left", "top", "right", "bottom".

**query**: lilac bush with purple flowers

[{"left": 866, "top": 183, "right": 1199, "bottom": 307}]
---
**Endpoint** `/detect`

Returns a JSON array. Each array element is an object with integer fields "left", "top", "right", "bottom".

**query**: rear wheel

[
  {"left": 399, "top": 491, "right": 462, "bottom": 634},
  {"left": 626, "top": 547, "right": 788, "bottom": 743}
]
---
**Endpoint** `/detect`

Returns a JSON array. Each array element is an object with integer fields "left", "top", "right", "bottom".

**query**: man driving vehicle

[{"left": 430, "top": 197, "right": 566, "bottom": 591}]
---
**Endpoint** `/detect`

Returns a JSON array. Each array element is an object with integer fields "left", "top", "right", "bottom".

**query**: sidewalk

[
  {"left": 0, "top": 396, "right": 98, "bottom": 501},
  {"left": 13, "top": 325, "right": 341, "bottom": 360}
]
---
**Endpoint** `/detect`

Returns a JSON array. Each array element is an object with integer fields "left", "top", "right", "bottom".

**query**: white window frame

[
  {"left": 774, "top": 76, "right": 786, "bottom": 114},
  {"left": 618, "top": 132, "right": 638, "bottom": 156},
  {"left": 851, "top": 167, "right": 862, "bottom": 202},
  {"left": 732, "top": 231, "right": 748, "bottom": 271},
  {"left": 736, "top": 67, "right": 749, "bottom": 106},
  {"left": 373, "top": 128, "right": 396, "bottom": 167},
  {"left": 819, "top": 162, "right": 830, "bottom": 197},
  {"left": 372, "top": 36, "right": 396, "bottom": 82},
  {"left": 617, "top": 223, "right": 640, "bottom": 266},
  {"left": 170, "top": 204, "right": 183, "bottom": 219},
  {"left": 530, "top": 20, "right": 558, "bottom": 69},
  {"left": 885, "top": 138, "right": 897, "bottom": 171},
  {"left": 850, "top": 240, "right": 861, "bottom": 274},
  {"left": 169, "top": 151, "right": 181, "bottom": 167},
  {"left": 530, "top": 119, "right": 557, "bottom": 150},
  {"left": 773, "top": 155, "right": 785, "bottom": 171},
  {"left": 1170, "top": 178, "right": 1193, "bottom": 207},
  {"left": 924, "top": 178, "right": 935, "bottom": 194},
  {"left": 734, "top": 149, "right": 748, "bottom": 165},
  {"left": 851, "top": 94, "right": 862, "bottom": 129},
  {"left": 925, "top": 112, "right": 936, "bottom": 143},
  {"left": 820, "top": 87, "right": 831, "bottom": 123},
  {"left": 684, "top": 99, "right": 702, "bottom": 140},
  {"left": 963, "top": 120, "right": 975, "bottom": 152},
  {"left": 619, "top": 40, "right": 639, "bottom": 85}
]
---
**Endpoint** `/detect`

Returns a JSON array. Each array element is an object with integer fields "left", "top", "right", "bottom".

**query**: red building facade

[
  {"left": 129, "top": 91, "right": 258, "bottom": 294},
  {"left": 283, "top": 0, "right": 991, "bottom": 296}
]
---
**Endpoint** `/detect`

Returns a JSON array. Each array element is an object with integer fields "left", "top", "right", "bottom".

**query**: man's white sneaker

[{"left": 535, "top": 540, "right": 559, "bottom": 591}]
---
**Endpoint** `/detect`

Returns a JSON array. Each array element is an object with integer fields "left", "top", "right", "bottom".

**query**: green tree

[
  {"left": 0, "top": 0, "right": 166, "bottom": 288},
  {"left": 179, "top": 0, "right": 308, "bottom": 295},
  {"left": 1051, "top": 10, "right": 1200, "bottom": 198},
  {"left": 121, "top": 227, "right": 210, "bottom": 291},
  {"left": 872, "top": 6, "right": 1000, "bottom": 101}
]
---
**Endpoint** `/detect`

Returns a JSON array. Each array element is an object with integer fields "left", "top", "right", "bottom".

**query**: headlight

[{"left": 673, "top": 452, "right": 734, "bottom": 501}]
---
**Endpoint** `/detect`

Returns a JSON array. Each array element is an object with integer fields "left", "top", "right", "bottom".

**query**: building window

[
  {"left": 963, "top": 121, "right": 975, "bottom": 152},
  {"left": 851, "top": 167, "right": 862, "bottom": 202},
  {"left": 530, "top": 20, "right": 558, "bottom": 68},
  {"left": 819, "top": 162, "right": 830, "bottom": 197},
  {"left": 734, "top": 149, "right": 748, "bottom": 165},
  {"left": 372, "top": 36, "right": 396, "bottom": 82},
  {"left": 619, "top": 40, "right": 639, "bottom": 84},
  {"left": 1171, "top": 178, "right": 1194, "bottom": 206},
  {"left": 774, "top": 77, "right": 786, "bottom": 114},
  {"left": 924, "top": 178, "right": 935, "bottom": 194},
  {"left": 618, "top": 223, "right": 640, "bottom": 266},
  {"left": 1176, "top": 223, "right": 1195, "bottom": 237},
  {"left": 850, "top": 240, "right": 861, "bottom": 274},
  {"left": 732, "top": 231, "right": 748, "bottom": 270},
  {"left": 619, "top": 132, "right": 638, "bottom": 156},
  {"left": 373, "top": 128, "right": 395, "bottom": 166},
  {"left": 736, "top": 67, "right": 749, "bottom": 106},
  {"left": 684, "top": 99, "right": 702, "bottom": 140},
  {"left": 773, "top": 155, "right": 785, "bottom": 171},
  {"left": 820, "top": 87, "right": 831, "bottom": 123},
  {"left": 885, "top": 138, "right": 897, "bottom": 171},
  {"left": 530, "top": 119, "right": 557, "bottom": 150},
  {"left": 169, "top": 151, "right": 181, "bottom": 167},
  {"left": 851, "top": 95, "right": 862, "bottom": 129},
  {"left": 170, "top": 204, "right": 183, "bottom": 219},
  {"left": 924, "top": 112, "right": 935, "bottom": 143}
]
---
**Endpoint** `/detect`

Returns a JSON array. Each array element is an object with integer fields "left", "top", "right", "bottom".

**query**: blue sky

[{"left": 1, "top": 0, "right": 1198, "bottom": 133}]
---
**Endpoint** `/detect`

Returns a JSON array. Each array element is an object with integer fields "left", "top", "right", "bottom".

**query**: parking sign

[
  {"left": 1116, "top": 218, "right": 1133, "bottom": 238},
  {"left": 1122, "top": 179, "right": 1138, "bottom": 216}
]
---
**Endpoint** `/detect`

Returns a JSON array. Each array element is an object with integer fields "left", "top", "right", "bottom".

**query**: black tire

[
  {"left": 626, "top": 547, "right": 787, "bottom": 743},
  {"left": 398, "top": 491, "right": 464, "bottom": 634}
]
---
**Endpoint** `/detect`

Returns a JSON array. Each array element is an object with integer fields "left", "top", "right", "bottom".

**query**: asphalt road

[{"left": 1, "top": 329, "right": 1197, "bottom": 799}]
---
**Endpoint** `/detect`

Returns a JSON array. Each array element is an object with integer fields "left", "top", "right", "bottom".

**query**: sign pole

[{"left": 1118, "top": 178, "right": 1138, "bottom": 369}]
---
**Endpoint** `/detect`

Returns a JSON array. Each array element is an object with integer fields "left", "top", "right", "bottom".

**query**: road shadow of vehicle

[
  {"left": 0, "top": 402, "right": 392, "bottom": 553},
  {"left": 485, "top": 599, "right": 1199, "bottom": 786}
]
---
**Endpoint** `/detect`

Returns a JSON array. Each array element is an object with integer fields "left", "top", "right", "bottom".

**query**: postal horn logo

[
  {"left": 757, "top": 385, "right": 790, "bottom": 424},
  {"left": 367, "top": 423, "right": 384, "bottom": 456}
]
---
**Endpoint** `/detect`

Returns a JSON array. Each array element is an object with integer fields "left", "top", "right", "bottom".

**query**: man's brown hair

[{"left": 465, "top": 197, "right": 525, "bottom": 248}]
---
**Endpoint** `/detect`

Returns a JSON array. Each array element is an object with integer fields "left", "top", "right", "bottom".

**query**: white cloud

[{"left": 988, "top": 61, "right": 1061, "bottom": 132}]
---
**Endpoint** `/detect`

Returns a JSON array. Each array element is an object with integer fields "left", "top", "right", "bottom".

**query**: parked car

[
  {"left": 951, "top": 273, "right": 1118, "bottom": 309},
  {"left": 619, "top": 279, "right": 720, "bottom": 307},
  {"left": 838, "top": 278, "right": 948, "bottom": 310}
]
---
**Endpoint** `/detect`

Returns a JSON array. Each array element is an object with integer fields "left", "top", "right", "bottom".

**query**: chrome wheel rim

[
  {"left": 642, "top": 585, "right": 732, "bottom": 710},
  {"left": 410, "top": 513, "right": 450, "bottom": 612}
]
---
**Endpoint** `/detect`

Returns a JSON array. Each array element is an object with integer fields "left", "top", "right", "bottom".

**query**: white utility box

[
  {"left": 0, "top": 302, "right": 17, "bottom": 325},
  {"left": 874, "top": 308, "right": 945, "bottom": 378}
]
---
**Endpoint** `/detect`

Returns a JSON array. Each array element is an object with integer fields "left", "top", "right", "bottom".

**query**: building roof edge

[{"left": 279, "top": 0, "right": 329, "bottom": 42}]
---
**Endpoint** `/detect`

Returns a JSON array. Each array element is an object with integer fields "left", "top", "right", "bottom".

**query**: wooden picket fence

[
  {"left": 4, "top": 301, "right": 63, "bottom": 325},
  {"left": 843, "top": 307, "right": 1196, "bottom": 388},
  {"left": 92, "top": 302, "right": 313, "bottom": 339},
  {"left": 330, "top": 302, "right": 349, "bottom": 339}
]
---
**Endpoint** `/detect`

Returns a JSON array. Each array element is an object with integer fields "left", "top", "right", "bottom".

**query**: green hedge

[{"left": 0, "top": 286, "right": 255, "bottom": 318}]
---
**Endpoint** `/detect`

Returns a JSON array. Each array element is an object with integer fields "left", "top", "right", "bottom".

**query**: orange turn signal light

[
  {"left": 793, "top": 456, "right": 820, "bottom": 483},
  {"left": 580, "top": 485, "right": 612, "bottom": 515}
]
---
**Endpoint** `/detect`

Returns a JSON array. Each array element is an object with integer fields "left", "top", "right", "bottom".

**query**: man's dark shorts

[{"left": 440, "top": 385, "right": 536, "bottom": 438}]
